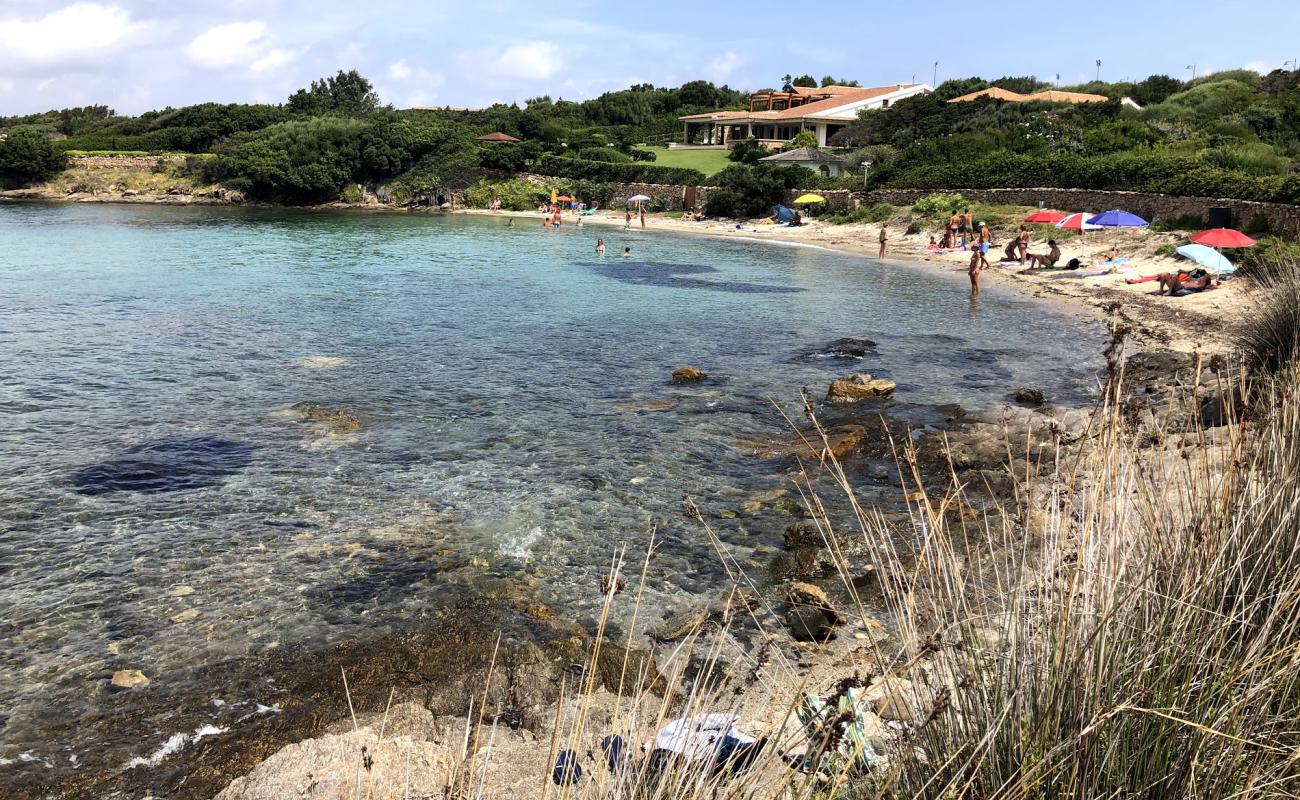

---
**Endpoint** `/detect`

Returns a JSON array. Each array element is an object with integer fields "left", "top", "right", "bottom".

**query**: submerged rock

[
  {"left": 288, "top": 402, "right": 362, "bottom": 432},
  {"left": 671, "top": 366, "right": 707, "bottom": 384},
  {"left": 110, "top": 670, "right": 150, "bottom": 690},
  {"left": 1013, "top": 387, "right": 1046, "bottom": 406},
  {"left": 807, "top": 337, "right": 878, "bottom": 360},
  {"left": 71, "top": 436, "right": 256, "bottom": 495},
  {"left": 826, "top": 374, "right": 896, "bottom": 404}
]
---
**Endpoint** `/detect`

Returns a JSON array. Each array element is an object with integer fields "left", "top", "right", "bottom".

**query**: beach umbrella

[
  {"left": 1176, "top": 243, "right": 1235, "bottom": 273},
  {"left": 1056, "top": 212, "right": 1102, "bottom": 232},
  {"left": 1191, "top": 228, "right": 1256, "bottom": 248},
  {"left": 793, "top": 193, "right": 826, "bottom": 204},
  {"left": 627, "top": 194, "right": 652, "bottom": 204},
  {"left": 1025, "top": 210, "right": 1067, "bottom": 224},
  {"left": 555, "top": 195, "right": 574, "bottom": 202},
  {"left": 1087, "top": 209, "right": 1149, "bottom": 228}
]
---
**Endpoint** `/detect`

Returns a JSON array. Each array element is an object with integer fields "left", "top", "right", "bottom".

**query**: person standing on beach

[
  {"left": 878, "top": 224, "right": 889, "bottom": 259},
  {"left": 978, "top": 222, "right": 992, "bottom": 270},
  {"left": 1016, "top": 226, "right": 1031, "bottom": 264},
  {"left": 624, "top": 210, "right": 633, "bottom": 230},
  {"left": 963, "top": 208, "right": 974, "bottom": 238},
  {"left": 640, "top": 205, "right": 646, "bottom": 229},
  {"left": 968, "top": 250, "right": 983, "bottom": 296}
]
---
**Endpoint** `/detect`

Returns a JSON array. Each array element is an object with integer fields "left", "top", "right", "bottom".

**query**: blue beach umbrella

[
  {"left": 1176, "top": 243, "right": 1235, "bottom": 273},
  {"left": 1087, "top": 209, "right": 1149, "bottom": 228}
]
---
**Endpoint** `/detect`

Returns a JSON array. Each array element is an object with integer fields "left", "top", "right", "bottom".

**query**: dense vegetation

[
  {"left": 0, "top": 128, "right": 68, "bottom": 188},
  {"left": 835, "top": 68, "right": 1300, "bottom": 204},
  {"left": 0, "top": 70, "right": 746, "bottom": 200},
  {"left": 3, "top": 66, "right": 1300, "bottom": 207}
]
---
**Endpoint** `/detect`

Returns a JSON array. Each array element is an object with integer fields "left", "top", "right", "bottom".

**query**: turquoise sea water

[{"left": 0, "top": 202, "right": 1104, "bottom": 783}]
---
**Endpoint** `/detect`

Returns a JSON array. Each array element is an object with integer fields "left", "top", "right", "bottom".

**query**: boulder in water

[
  {"left": 671, "top": 367, "right": 707, "bottom": 384},
  {"left": 827, "top": 374, "right": 896, "bottom": 404},
  {"left": 1013, "top": 387, "right": 1046, "bottom": 406},
  {"left": 784, "top": 581, "right": 840, "bottom": 642},
  {"left": 288, "top": 402, "right": 362, "bottom": 432},
  {"left": 110, "top": 669, "right": 150, "bottom": 690},
  {"left": 808, "top": 337, "right": 878, "bottom": 360}
]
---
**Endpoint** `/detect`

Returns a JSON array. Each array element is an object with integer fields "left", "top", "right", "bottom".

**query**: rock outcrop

[
  {"left": 826, "top": 374, "right": 896, "bottom": 404},
  {"left": 671, "top": 366, "right": 707, "bottom": 384}
]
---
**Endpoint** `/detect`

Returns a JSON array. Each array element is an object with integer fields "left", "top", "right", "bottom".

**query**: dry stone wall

[
  {"left": 864, "top": 187, "right": 1300, "bottom": 238},
  {"left": 68, "top": 154, "right": 187, "bottom": 169}
]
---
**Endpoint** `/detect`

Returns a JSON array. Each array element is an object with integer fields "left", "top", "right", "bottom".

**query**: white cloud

[
  {"left": 389, "top": 59, "right": 413, "bottom": 80},
  {"left": 705, "top": 51, "right": 744, "bottom": 82},
  {"left": 492, "top": 41, "right": 561, "bottom": 81},
  {"left": 0, "top": 3, "right": 150, "bottom": 73},
  {"left": 187, "top": 20, "right": 296, "bottom": 73}
]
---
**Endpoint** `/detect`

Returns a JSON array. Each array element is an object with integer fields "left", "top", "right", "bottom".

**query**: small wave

[
  {"left": 0, "top": 751, "right": 53, "bottom": 768},
  {"left": 500, "top": 525, "right": 543, "bottom": 559},
  {"left": 124, "top": 725, "right": 226, "bottom": 770}
]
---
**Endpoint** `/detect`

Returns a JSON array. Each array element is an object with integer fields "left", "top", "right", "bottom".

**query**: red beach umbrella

[
  {"left": 1025, "top": 210, "right": 1067, "bottom": 224},
  {"left": 1056, "top": 213, "right": 1102, "bottom": 234},
  {"left": 1191, "top": 228, "right": 1256, "bottom": 248}
]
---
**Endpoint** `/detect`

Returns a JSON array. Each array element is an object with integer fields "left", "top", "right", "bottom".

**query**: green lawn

[{"left": 635, "top": 146, "right": 733, "bottom": 179}]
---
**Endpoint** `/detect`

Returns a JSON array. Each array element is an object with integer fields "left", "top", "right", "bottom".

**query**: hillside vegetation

[{"left": 3, "top": 68, "right": 1300, "bottom": 208}]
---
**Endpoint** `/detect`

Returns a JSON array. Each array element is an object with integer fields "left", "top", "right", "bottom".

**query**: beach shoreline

[{"left": 462, "top": 206, "right": 1249, "bottom": 355}]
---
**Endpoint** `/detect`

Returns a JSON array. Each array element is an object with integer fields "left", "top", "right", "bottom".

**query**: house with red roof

[{"left": 677, "top": 83, "right": 932, "bottom": 149}]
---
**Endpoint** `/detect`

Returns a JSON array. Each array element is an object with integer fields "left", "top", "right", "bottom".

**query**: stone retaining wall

[
  {"left": 863, "top": 187, "right": 1300, "bottom": 238},
  {"left": 68, "top": 154, "right": 187, "bottom": 169}
]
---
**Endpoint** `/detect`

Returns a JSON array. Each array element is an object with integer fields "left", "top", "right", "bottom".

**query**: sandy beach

[{"left": 472, "top": 207, "right": 1250, "bottom": 355}]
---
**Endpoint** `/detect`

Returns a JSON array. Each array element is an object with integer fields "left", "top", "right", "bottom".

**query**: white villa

[{"left": 677, "top": 83, "right": 933, "bottom": 149}]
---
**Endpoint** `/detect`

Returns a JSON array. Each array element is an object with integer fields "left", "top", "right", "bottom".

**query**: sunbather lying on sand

[{"left": 1154, "top": 270, "right": 1213, "bottom": 295}]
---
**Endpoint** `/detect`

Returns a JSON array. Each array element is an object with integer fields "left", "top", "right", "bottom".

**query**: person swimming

[
  {"left": 506, "top": 218, "right": 516, "bottom": 228},
  {"left": 596, "top": 238, "right": 606, "bottom": 255},
  {"left": 623, "top": 246, "right": 631, "bottom": 258}
]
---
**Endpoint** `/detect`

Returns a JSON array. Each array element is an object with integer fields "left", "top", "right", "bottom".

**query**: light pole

[
  {"left": 862, "top": 161, "right": 872, "bottom": 190},
  {"left": 933, "top": 61, "right": 939, "bottom": 87},
  {"left": 1095, "top": 59, "right": 1102, "bottom": 82},
  {"left": 1186, "top": 64, "right": 1197, "bottom": 81},
  {"left": 1285, "top": 59, "right": 1297, "bottom": 71}
]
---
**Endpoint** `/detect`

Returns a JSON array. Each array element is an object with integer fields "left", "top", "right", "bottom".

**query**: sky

[{"left": 1, "top": 0, "right": 1297, "bottom": 116}]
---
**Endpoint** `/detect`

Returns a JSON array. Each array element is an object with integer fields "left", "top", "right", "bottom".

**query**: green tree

[
  {"left": 0, "top": 129, "right": 67, "bottom": 188},
  {"left": 287, "top": 70, "right": 381, "bottom": 115},
  {"left": 787, "top": 130, "right": 819, "bottom": 150},
  {"left": 820, "top": 75, "right": 861, "bottom": 87},
  {"left": 791, "top": 74, "right": 818, "bottom": 88}
]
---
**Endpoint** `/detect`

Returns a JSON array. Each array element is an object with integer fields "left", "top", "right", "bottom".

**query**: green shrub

[
  {"left": 576, "top": 147, "right": 632, "bottom": 164},
  {"left": 1154, "top": 243, "right": 1178, "bottom": 258},
  {"left": 339, "top": 183, "right": 363, "bottom": 203},
  {"left": 1150, "top": 213, "right": 1206, "bottom": 232},
  {"left": 531, "top": 154, "right": 704, "bottom": 186},
  {"left": 727, "top": 138, "right": 769, "bottom": 165},
  {"left": 1238, "top": 237, "right": 1300, "bottom": 275},
  {"left": 0, "top": 128, "right": 68, "bottom": 187},
  {"left": 786, "top": 130, "right": 819, "bottom": 150},
  {"left": 905, "top": 220, "right": 922, "bottom": 235},
  {"left": 703, "top": 164, "right": 804, "bottom": 218},
  {"left": 1244, "top": 212, "right": 1271, "bottom": 235},
  {"left": 464, "top": 178, "right": 549, "bottom": 210},
  {"left": 823, "top": 202, "right": 894, "bottom": 225},
  {"left": 913, "top": 191, "right": 967, "bottom": 216}
]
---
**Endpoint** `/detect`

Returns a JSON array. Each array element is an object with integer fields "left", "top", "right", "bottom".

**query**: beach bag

[{"left": 796, "top": 687, "right": 882, "bottom": 771}]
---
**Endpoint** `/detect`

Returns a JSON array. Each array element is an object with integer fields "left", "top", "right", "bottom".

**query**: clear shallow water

[{"left": 0, "top": 202, "right": 1103, "bottom": 778}]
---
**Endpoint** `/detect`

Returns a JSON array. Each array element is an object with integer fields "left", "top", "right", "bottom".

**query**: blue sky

[{"left": 1, "top": 0, "right": 1296, "bottom": 115}]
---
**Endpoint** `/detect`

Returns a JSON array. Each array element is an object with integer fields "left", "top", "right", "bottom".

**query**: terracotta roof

[
  {"left": 1027, "top": 90, "right": 1110, "bottom": 103},
  {"left": 948, "top": 87, "right": 1032, "bottom": 102},
  {"left": 768, "top": 84, "right": 921, "bottom": 119},
  {"left": 948, "top": 87, "right": 1110, "bottom": 104},
  {"left": 476, "top": 131, "right": 521, "bottom": 142},
  {"left": 678, "top": 109, "right": 754, "bottom": 121},
  {"left": 760, "top": 147, "right": 847, "bottom": 164}
]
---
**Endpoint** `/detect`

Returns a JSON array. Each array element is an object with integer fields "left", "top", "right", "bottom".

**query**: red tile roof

[{"left": 476, "top": 131, "right": 521, "bottom": 142}]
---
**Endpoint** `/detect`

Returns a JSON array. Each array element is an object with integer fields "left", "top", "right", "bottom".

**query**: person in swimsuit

[
  {"left": 968, "top": 249, "right": 982, "bottom": 296},
  {"left": 977, "top": 223, "right": 992, "bottom": 270},
  {"left": 1025, "top": 239, "right": 1061, "bottom": 269},
  {"left": 1016, "top": 226, "right": 1031, "bottom": 264},
  {"left": 963, "top": 208, "right": 974, "bottom": 236},
  {"left": 506, "top": 218, "right": 515, "bottom": 228},
  {"left": 640, "top": 206, "right": 647, "bottom": 229},
  {"left": 596, "top": 238, "right": 606, "bottom": 255},
  {"left": 1156, "top": 270, "right": 1212, "bottom": 295},
  {"left": 624, "top": 210, "right": 633, "bottom": 230},
  {"left": 878, "top": 223, "right": 888, "bottom": 259},
  {"left": 623, "top": 246, "right": 632, "bottom": 258}
]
